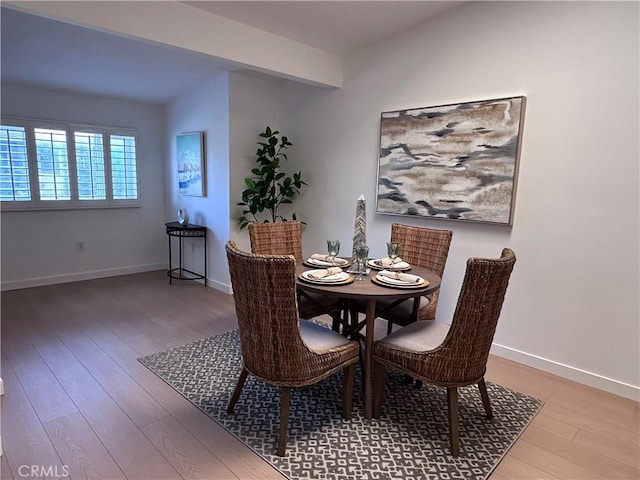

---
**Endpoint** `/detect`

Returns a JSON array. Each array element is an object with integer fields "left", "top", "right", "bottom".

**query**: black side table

[{"left": 165, "top": 222, "right": 207, "bottom": 286}]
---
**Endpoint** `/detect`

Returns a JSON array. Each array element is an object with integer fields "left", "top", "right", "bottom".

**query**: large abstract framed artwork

[
  {"left": 177, "top": 132, "right": 205, "bottom": 197},
  {"left": 376, "top": 96, "right": 526, "bottom": 225}
]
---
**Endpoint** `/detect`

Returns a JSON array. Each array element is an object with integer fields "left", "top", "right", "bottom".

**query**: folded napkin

[
  {"left": 310, "top": 253, "right": 347, "bottom": 265},
  {"left": 375, "top": 256, "right": 405, "bottom": 267},
  {"left": 379, "top": 270, "right": 423, "bottom": 284},
  {"left": 308, "top": 267, "right": 343, "bottom": 280}
]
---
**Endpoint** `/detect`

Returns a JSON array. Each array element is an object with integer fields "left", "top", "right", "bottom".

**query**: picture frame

[
  {"left": 376, "top": 96, "right": 526, "bottom": 225},
  {"left": 177, "top": 131, "right": 205, "bottom": 197}
]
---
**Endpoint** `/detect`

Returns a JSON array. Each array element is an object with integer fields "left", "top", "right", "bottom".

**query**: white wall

[
  {"left": 165, "top": 74, "right": 231, "bottom": 291},
  {"left": 280, "top": 1, "right": 639, "bottom": 399},
  {"left": 0, "top": 83, "right": 167, "bottom": 289},
  {"left": 228, "top": 71, "right": 286, "bottom": 252},
  {"left": 164, "top": 71, "right": 288, "bottom": 291}
]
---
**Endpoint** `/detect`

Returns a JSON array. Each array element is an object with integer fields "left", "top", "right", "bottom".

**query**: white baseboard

[
  {"left": 0, "top": 263, "right": 166, "bottom": 291},
  {"left": 205, "top": 278, "right": 232, "bottom": 294},
  {"left": 491, "top": 343, "right": 639, "bottom": 402},
  {"left": 1, "top": 265, "right": 233, "bottom": 294}
]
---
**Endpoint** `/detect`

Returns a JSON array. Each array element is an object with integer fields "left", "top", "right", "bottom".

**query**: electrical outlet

[{"left": 75, "top": 240, "right": 85, "bottom": 253}]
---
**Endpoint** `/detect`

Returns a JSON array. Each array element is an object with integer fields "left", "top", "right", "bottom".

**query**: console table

[{"left": 165, "top": 222, "right": 207, "bottom": 286}]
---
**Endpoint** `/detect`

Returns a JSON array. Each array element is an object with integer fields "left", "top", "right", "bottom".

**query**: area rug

[{"left": 139, "top": 329, "right": 543, "bottom": 480}]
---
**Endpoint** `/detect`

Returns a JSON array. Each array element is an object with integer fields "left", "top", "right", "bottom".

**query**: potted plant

[{"left": 237, "top": 126, "right": 308, "bottom": 230}]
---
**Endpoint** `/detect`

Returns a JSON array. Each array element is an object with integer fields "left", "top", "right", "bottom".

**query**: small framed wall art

[
  {"left": 177, "top": 131, "right": 205, "bottom": 197},
  {"left": 376, "top": 96, "right": 526, "bottom": 225}
]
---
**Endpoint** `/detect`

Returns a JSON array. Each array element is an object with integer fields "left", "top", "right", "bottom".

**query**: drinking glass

[
  {"left": 354, "top": 244, "right": 369, "bottom": 280},
  {"left": 327, "top": 240, "right": 341, "bottom": 266},
  {"left": 387, "top": 242, "right": 400, "bottom": 264}
]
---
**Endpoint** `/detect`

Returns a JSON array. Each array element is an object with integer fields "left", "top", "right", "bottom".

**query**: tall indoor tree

[{"left": 237, "top": 126, "right": 307, "bottom": 229}]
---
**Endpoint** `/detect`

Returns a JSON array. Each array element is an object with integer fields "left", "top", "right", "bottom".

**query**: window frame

[{"left": 1, "top": 115, "right": 141, "bottom": 211}]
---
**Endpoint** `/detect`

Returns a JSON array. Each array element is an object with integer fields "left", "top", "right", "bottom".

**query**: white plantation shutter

[
  {"left": 34, "top": 127, "right": 71, "bottom": 201},
  {"left": 0, "top": 124, "right": 31, "bottom": 201},
  {"left": 110, "top": 134, "right": 138, "bottom": 200},
  {"left": 74, "top": 131, "right": 106, "bottom": 200},
  {"left": 0, "top": 116, "right": 140, "bottom": 210}
]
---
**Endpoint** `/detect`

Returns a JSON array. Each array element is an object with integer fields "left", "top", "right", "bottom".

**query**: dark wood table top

[{"left": 295, "top": 262, "right": 441, "bottom": 300}]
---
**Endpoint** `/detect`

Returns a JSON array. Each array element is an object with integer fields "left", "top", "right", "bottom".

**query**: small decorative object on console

[{"left": 177, "top": 208, "right": 189, "bottom": 225}]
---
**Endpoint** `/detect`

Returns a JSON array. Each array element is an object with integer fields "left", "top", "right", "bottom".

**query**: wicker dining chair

[
  {"left": 350, "top": 224, "right": 453, "bottom": 336},
  {"left": 225, "top": 241, "right": 360, "bottom": 456},
  {"left": 248, "top": 221, "right": 346, "bottom": 332},
  {"left": 372, "top": 248, "right": 516, "bottom": 456}
]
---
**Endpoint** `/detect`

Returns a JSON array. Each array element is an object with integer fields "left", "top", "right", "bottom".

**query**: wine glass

[
  {"left": 354, "top": 244, "right": 369, "bottom": 280},
  {"left": 327, "top": 240, "right": 341, "bottom": 266},
  {"left": 387, "top": 242, "right": 400, "bottom": 266}
]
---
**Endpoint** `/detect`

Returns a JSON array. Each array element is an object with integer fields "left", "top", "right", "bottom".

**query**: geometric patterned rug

[{"left": 139, "top": 328, "right": 543, "bottom": 480}]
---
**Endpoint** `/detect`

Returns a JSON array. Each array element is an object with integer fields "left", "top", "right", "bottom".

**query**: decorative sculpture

[{"left": 352, "top": 194, "right": 366, "bottom": 256}]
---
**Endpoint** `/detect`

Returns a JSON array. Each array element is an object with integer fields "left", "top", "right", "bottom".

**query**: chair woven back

[
  {"left": 432, "top": 248, "right": 516, "bottom": 384},
  {"left": 226, "top": 241, "right": 317, "bottom": 384},
  {"left": 391, "top": 223, "right": 452, "bottom": 277},
  {"left": 390, "top": 223, "right": 452, "bottom": 320},
  {"left": 249, "top": 221, "right": 304, "bottom": 261}
]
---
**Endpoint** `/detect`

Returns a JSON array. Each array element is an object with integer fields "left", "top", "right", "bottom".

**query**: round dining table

[{"left": 295, "top": 262, "right": 441, "bottom": 419}]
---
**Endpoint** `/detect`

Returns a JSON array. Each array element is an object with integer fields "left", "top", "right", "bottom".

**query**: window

[
  {"left": 110, "top": 134, "right": 138, "bottom": 200},
  {"left": 36, "top": 127, "right": 71, "bottom": 201},
  {"left": 75, "top": 131, "right": 106, "bottom": 201},
  {"left": 0, "top": 116, "right": 140, "bottom": 209},
  {"left": 0, "top": 124, "right": 31, "bottom": 201}
]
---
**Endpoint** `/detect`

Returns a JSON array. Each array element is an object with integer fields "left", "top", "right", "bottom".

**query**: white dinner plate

[
  {"left": 305, "top": 257, "right": 349, "bottom": 267},
  {"left": 301, "top": 270, "right": 350, "bottom": 283},
  {"left": 375, "top": 273, "right": 426, "bottom": 287},
  {"left": 367, "top": 259, "right": 411, "bottom": 271}
]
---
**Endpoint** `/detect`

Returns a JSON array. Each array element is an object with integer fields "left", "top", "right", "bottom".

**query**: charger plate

[
  {"left": 304, "top": 257, "right": 351, "bottom": 268},
  {"left": 372, "top": 273, "right": 429, "bottom": 289},
  {"left": 299, "top": 270, "right": 354, "bottom": 285},
  {"left": 367, "top": 259, "right": 411, "bottom": 271}
]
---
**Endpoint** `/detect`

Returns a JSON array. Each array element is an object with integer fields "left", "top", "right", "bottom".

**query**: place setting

[
  {"left": 303, "top": 239, "right": 351, "bottom": 268},
  {"left": 372, "top": 269, "right": 429, "bottom": 289},
  {"left": 366, "top": 241, "right": 412, "bottom": 271},
  {"left": 365, "top": 241, "right": 426, "bottom": 288},
  {"left": 300, "top": 240, "right": 354, "bottom": 285}
]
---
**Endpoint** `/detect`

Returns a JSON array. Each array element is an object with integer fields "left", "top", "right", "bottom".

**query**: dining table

[{"left": 295, "top": 260, "right": 441, "bottom": 419}]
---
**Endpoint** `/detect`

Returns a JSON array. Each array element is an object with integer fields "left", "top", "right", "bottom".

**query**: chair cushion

[
  {"left": 299, "top": 319, "right": 352, "bottom": 351},
  {"left": 378, "top": 320, "right": 450, "bottom": 352}
]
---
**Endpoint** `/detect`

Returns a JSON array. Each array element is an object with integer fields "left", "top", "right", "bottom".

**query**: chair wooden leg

[
  {"left": 348, "top": 306, "right": 359, "bottom": 339},
  {"left": 342, "top": 363, "right": 356, "bottom": 420},
  {"left": 277, "top": 387, "right": 292, "bottom": 456},
  {"left": 373, "top": 361, "right": 386, "bottom": 419},
  {"left": 331, "top": 313, "right": 342, "bottom": 332},
  {"left": 227, "top": 367, "right": 249, "bottom": 413},
  {"left": 447, "top": 387, "right": 460, "bottom": 457},
  {"left": 478, "top": 378, "right": 493, "bottom": 419},
  {"left": 334, "top": 299, "right": 350, "bottom": 335}
]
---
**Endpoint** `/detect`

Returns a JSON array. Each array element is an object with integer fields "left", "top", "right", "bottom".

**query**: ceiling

[
  {"left": 184, "top": 1, "right": 464, "bottom": 55},
  {"left": 1, "top": 2, "right": 465, "bottom": 104}
]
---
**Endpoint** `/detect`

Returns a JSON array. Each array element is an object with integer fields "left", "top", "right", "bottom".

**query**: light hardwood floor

[{"left": 1, "top": 271, "right": 638, "bottom": 479}]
